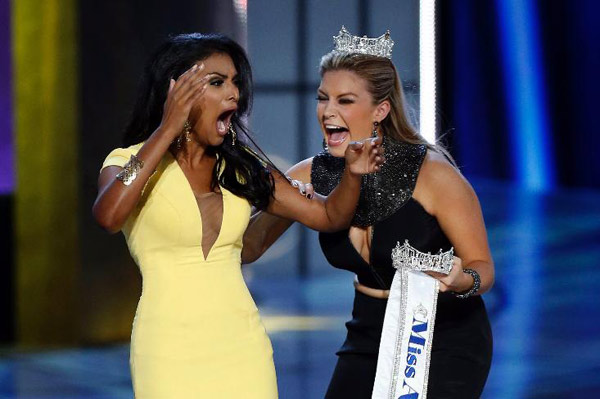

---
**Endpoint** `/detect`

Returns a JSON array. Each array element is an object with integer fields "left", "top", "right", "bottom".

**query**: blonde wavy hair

[{"left": 319, "top": 51, "right": 455, "bottom": 164}]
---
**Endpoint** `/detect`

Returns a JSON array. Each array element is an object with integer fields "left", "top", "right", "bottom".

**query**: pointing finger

[{"left": 348, "top": 141, "right": 365, "bottom": 151}]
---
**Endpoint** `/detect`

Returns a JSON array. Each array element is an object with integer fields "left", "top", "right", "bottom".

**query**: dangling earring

[
  {"left": 228, "top": 124, "right": 237, "bottom": 146},
  {"left": 322, "top": 138, "right": 329, "bottom": 152},
  {"left": 372, "top": 121, "right": 379, "bottom": 138},
  {"left": 176, "top": 120, "right": 192, "bottom": 150}
]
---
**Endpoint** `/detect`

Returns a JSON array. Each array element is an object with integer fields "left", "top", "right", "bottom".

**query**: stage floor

[{"left": 1, "top": 180, "right": 599, "bottom": 398}]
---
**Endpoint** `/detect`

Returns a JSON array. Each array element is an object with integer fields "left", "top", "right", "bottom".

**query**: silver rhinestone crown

[
  {"left": 392, "top": 240, "right": 454, "bottom": 275},
  {"left": 333, "top": 25, "right": 394, "bottom": 59}
]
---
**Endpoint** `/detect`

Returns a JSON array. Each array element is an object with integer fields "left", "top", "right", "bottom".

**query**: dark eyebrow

[
  {"left": 207, "top": 72, "right": 240, "bottom": 82},
  {"left": 207, "top": 72, "right": 228, "bottom": 79}
]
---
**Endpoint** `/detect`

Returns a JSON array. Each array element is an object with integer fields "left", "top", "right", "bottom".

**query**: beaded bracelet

[
  {"left": 116, "top": 154, "right": 144, "bottom": 186},
  {"left": 453, "top": 268, "right": 481, "bottom": 299}
]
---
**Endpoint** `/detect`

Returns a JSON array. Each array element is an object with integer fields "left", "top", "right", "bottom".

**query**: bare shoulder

[
  {"left": 414, "top": 150, "right": 477, "bottom": 216},
  {"left": 419, "top": 150, "right": 466, "bottom": 187},
  {"left": 285, "top": 157, "right": 314, "bottom": 182}
]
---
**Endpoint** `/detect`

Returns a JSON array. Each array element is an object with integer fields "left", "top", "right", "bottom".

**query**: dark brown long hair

[{"left": 123, "top": 33, "right": 277, "bottom": 209}]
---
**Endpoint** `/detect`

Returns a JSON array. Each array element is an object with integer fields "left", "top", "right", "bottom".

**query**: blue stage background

[{"left": 438, "top": 0, "right": 600, "bottom": 190}]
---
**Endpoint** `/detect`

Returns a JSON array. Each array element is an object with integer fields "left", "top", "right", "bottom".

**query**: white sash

[{"left": 372, "top": 240, "right": 454, "bottom": 399}]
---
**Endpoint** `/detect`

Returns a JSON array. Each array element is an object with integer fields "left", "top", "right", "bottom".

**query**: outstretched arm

[
  {"left": 241, "top": 138, "right": 383, "bottom": 263},
  {"left": 266, "top": 138, "right": 381, "bottom": 231}
]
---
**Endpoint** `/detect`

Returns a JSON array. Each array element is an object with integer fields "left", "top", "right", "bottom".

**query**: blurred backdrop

[
  {"left": 1, "top": 0, "right": 424, "bottom": 346},
  {"left": 1, "top": 0, "right": 600, "bottom": 397}
]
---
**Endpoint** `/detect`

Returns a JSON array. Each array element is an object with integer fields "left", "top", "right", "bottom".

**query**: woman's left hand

[
  {"left": 287, "top": 177, "right": 315, "bottom": 199},
  {"left": 344, "top": 136, "right": 384, "bottom": 175},
  {"left": 426, "top": 256, "right": 472, "bottom": 293}
]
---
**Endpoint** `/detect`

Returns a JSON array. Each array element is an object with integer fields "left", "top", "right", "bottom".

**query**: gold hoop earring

[{"left": 176, "top": 121, "right": 192, "bottom": 150}]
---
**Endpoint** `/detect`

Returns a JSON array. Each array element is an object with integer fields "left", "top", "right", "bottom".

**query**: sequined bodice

[
  {"left": 311, "top": 137, "right": 427, "bottom": 227},
  {"left": 311, "top": 139, "right": 452, "bottom": 290}
]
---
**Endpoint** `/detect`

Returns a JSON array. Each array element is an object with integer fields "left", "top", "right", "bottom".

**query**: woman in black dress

[{"left": 243, "top": 27, "right": 494, "bottom": 398}]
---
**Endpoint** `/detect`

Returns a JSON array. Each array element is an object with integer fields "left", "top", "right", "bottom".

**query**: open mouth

[
  {"left": 217, "top": 109, "right": 236, "bottom": 136},
  {"left": 324, "top": 124, "right": 349, "bottom": 147}
]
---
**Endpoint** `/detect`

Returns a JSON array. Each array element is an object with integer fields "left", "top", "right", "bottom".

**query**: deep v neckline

[
  {"left": 345, "top": 224, "right": 389, "bottom": 289},
  {"left": 346, "top": 226, "right": 374, "bottom": 268},
  {"left": 170, "top": 153, "right": 226, "bottom": 262}
]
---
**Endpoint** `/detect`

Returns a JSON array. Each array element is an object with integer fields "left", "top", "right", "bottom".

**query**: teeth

[{"left": 325, "top": 124, "right": 347, "bottom": 131}]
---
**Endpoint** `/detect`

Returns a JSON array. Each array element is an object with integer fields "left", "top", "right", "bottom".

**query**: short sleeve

[{"left": 101, "top": 143, "right": 144, "bottom": 171}]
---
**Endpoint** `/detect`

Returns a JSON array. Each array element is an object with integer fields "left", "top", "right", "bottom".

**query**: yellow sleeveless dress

[{"left": 102, "top": 144, "right": 278, "bottom": 398}]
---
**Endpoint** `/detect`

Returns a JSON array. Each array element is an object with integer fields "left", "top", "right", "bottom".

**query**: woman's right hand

[
  {"left": 344, "top": 136, "right": 384, "bottom": 176},
  {"left": 159, "top": 63, "right": 210, "bottom": 139},
  {"left": 93, "top": 64, "right": 209, "bottom": 233}
]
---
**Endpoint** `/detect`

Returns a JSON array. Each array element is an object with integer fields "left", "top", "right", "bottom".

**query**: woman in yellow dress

[{"left": 92, "top": 33, "right": 383, "bottom": 398}]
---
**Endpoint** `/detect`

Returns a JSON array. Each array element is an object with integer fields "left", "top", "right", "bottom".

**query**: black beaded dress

[{"left": 311, "top": 137, "right": 492, "bottom": 399}]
